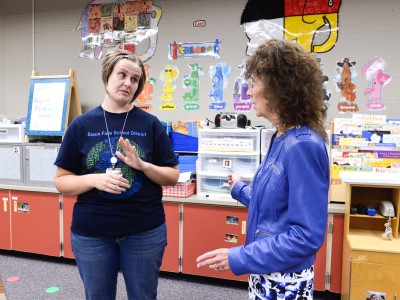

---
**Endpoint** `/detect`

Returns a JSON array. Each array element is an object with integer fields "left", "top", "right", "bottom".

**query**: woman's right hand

[
  {"left": 54, "top": 167, "right": 129, "bottom": 196},
  {"left": 228, "top": 173, "right": 242, "bottom": 189},
  {"left": 94, "top": 173, "right": 130, "bottom": 194}
]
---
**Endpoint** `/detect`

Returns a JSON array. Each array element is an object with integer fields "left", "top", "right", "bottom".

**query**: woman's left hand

[
  {"left": 116, "top": 137, "right": 148, "bottom": 171},
  {"left": 196, "top": 248, "right": 230, "bottom": 271}
]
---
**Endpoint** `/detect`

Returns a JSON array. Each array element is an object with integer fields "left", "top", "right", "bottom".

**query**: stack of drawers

[
  {"left": 260, "top": 128, "right": 275, "bottom": 161},
  {"left": 196, "top": 128, "right": 260, "bottom": 197}
]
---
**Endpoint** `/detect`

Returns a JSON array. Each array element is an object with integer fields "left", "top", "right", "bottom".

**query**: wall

[
  {"left": 0, "top": 0, "right": 399, "bottom": 127},
  {"left": 0, "top": 16, "right": 5, "bottom": 119}
]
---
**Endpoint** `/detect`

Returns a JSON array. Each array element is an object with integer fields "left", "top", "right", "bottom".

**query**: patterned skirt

[{"left": 248, "top": 266, "right": 314, "bottom": 300}]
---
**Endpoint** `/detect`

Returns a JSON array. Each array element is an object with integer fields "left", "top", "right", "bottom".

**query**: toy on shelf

[{"left": 382, "top": 213, "right": 394, "bottom": 241}]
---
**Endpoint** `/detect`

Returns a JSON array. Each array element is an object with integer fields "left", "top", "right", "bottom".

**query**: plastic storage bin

[
  {"left": 171, "top": 132, "right": 198, "bottom": 152},
  {"left": 198, "top": 128, "right": 260, "bottom": 152},
  {"left": 196, "top": 173, "right": 252, "bottom": 196},
  {"left": 197, "top": 128, "right": 261, "bottom": 198},
  {"left": 198, "top": 152, "right": 259, "bottom": 177},
  {"left": 162, "top": 181, "right": 196, "bottom": 198},
  {"left": 177, "top": 154, "right": 198, "bottom": 173},
  {"left": 261, "top": 128, "right": 275, "bottom": 160},
  {"left": 0, "top": 125, "right": 25, "bottom": 143}
]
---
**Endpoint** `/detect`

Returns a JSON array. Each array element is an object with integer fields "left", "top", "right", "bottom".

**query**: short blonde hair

[{"left": 102, "top": 49, "right": 146, "bottom": 103}]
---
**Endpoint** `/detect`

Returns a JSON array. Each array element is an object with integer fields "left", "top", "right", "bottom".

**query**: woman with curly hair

[{"left": 197, "top": 39, "right": 330, "bottom": 300}]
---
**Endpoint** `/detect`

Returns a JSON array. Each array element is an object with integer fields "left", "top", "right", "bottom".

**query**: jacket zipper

[
  {"left": 255, "top": 229, "right": 272, "bottom": 237},
  {"left": 266, "top": 162, "right": 281, "bottom": 175}
]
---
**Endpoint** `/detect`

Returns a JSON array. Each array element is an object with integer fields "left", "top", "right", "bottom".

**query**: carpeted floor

[{"left": 0, "top": 250, "right": 340, "bottom": 300}]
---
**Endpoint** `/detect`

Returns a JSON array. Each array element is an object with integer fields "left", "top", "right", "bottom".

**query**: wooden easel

[{"left": 26, "top": 69, "right": 82, "bottom": 142}]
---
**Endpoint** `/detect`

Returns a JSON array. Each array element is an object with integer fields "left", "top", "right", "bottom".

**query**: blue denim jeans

[{"left": 71, "top": 223, "right": 167, "bottom": 300}]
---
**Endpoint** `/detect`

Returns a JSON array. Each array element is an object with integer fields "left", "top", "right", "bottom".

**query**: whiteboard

[{"left": 26, "top": 77, "right": 70, "bottom": 136}]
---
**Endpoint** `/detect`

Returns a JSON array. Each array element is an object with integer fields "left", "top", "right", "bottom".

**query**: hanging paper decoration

[
  {"left": 76, "top": 0, "right": 162, "bottom": 61},
  {"left": 240, "top": 0, "right": 341, "bottom": 55},
  {"left": 233, "top": 63, "right": 251, "bottom": 112},
  {"left": 208, "top": 62, "right": 232, "bottom": 110},
  {"left": 362, "top": 57, "right": 391, "bottom": 111},
  {"left": 333, "top": 57, "right": 358, "bottom": 113},
  {"left": 169, "top": 39, "right": 220, "bottom": 60},
  {"left": 322, "top": 74, "right": 332, "bottom": 102},
  {"left": 182, "top": 63, "right": 204, "bottom": 111},
  {"left": 135, "top": 64, "right": 155, "bottom": 112},
  {"left": 317, "top": 58, "right": 332, "bottom": 102},
  {"left": 159, "top": 64, "right": 179, "bottom": 111}
]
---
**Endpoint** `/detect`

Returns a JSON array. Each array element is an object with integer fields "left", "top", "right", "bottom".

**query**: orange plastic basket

[{"left": 162, "top": 181, "right": 196, "bottom": 198}]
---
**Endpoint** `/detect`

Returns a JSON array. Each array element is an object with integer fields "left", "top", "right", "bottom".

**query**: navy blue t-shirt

[{"left": 54, "top": 105, "right": 178, "bottom": 238}]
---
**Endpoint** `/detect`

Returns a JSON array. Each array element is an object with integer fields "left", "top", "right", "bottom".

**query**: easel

[{"left": 26, "top": 69, "right": 82, "bottom": 143}]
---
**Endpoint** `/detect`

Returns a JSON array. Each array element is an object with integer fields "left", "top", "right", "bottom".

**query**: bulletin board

[{"left": 25, "top": 69, "right": 82, "bottom": 137}]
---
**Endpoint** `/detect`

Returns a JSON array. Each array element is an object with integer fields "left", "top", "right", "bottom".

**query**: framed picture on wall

[{"left": 26, "top": 77, "right": 71, "bottom": 136}]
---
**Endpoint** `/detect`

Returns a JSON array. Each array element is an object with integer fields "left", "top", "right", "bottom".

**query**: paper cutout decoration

[
  {"left": 77, "top": 0, "right": 162, "bottom": 61},
  {"left": 362, "top": 57, "right": 392, "bottom": 111},
  {"left": 135, "top": 64, "right": 155, "bottom": 112},
  {"left": 208, "top": 62, "right": 232, "bottom": 110},
  {"left": 317, "top": 58, "right": 332, "bottom": 102},
  {"left": 169, "top": 39, "right": 220, "bottom": 60},
  {"left": 182, "top": 63, "right": 204, "bottom": 111},
  {"left": 159, "top": 64, "right": 179, "bottom": 110},
  {"left": 241, "top": 0, "right": 341, "bottom": 55},
  {"left": 7, "top": 277, "right": 20, "bottom": 283},
  {"left": 46, "top": 287, "right": 60, "bottom": 294},
  {"left": 233, "top": 63, "right": 251, "bottom": 112},
  {"left": 322, "top": 74, "right": 332, "bottom": 102},
  {"left": 333, "top": 57, "right": 359, "bottom": 113}
]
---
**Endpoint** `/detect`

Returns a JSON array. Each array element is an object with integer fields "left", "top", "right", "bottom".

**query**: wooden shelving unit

[{"left": 340, "top": 172, "right": 400, "bottom": 300}]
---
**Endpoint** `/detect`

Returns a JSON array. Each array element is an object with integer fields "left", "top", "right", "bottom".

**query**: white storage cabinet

[
  {"left": 260, "top": 128, "right": 275, "bottom": 161},
  {"left": 197, "top": 128, "right": 260, "bottom": 197}
]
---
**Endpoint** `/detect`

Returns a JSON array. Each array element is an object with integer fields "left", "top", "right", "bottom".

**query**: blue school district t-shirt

[{"left": 54, "top": 105, "right": 178, "bottom": 238}]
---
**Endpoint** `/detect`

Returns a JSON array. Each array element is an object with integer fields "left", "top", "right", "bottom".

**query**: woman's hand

[
  {"left": 54, "top": 167, "right": 129, "bottom": 196},
  {"left": 94, "top": 173, "right": 130, "bottom": 194},
  {"left": 228, "top": 173, "right": 243, "bottom": 189},
  {"left": 116, "top": 137, "right": 149, "bottom": 172},
  {"left": 115, "top": 137, "right": 179, "bottom": 186},
  {"left": 196, "top": 248, "right": 230, "bottom": 271}
]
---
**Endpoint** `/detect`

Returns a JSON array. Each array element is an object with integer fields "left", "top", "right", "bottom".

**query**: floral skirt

[{"left": 248, "top": 266, "right": 314, "bottom": 300}]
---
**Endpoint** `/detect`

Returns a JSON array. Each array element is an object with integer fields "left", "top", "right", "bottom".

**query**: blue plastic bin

[
  {"left": 178, "top": 155, "right": 198, "bottom": 172},
  {"left": 171, "top": 132, "right": 198, "bottom": 152}
]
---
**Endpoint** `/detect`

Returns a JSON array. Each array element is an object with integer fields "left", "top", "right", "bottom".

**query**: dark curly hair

[{"left": 245, "top": 39, "right": 327, "bottom": 141}]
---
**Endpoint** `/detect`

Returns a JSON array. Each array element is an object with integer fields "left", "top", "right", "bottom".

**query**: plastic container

[
  {"left": 198, "top": 128, "right": 260, "bottom": 152},
  {"left": 162, "top": 181, "right": 196, "bottom": 198},
  {"left": 171, "top": 132, "right": 198, "bottom": 152},
  {"left": 0, "top": 124, "right": 25, "bottom": 143},
  {"left": 198, "top": 152, "right": 259, "bottom": 176}
]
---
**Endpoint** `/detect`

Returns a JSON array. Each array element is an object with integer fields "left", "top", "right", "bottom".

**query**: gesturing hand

[
  {"left": 228, "top": 173, "right": 242, "bottom": 189},
  {"left": 196, "top": 248, "right": 230, "bottom": 271},
  {"left": 116, "top": 137, "right": 148, "bottom": 171}
]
